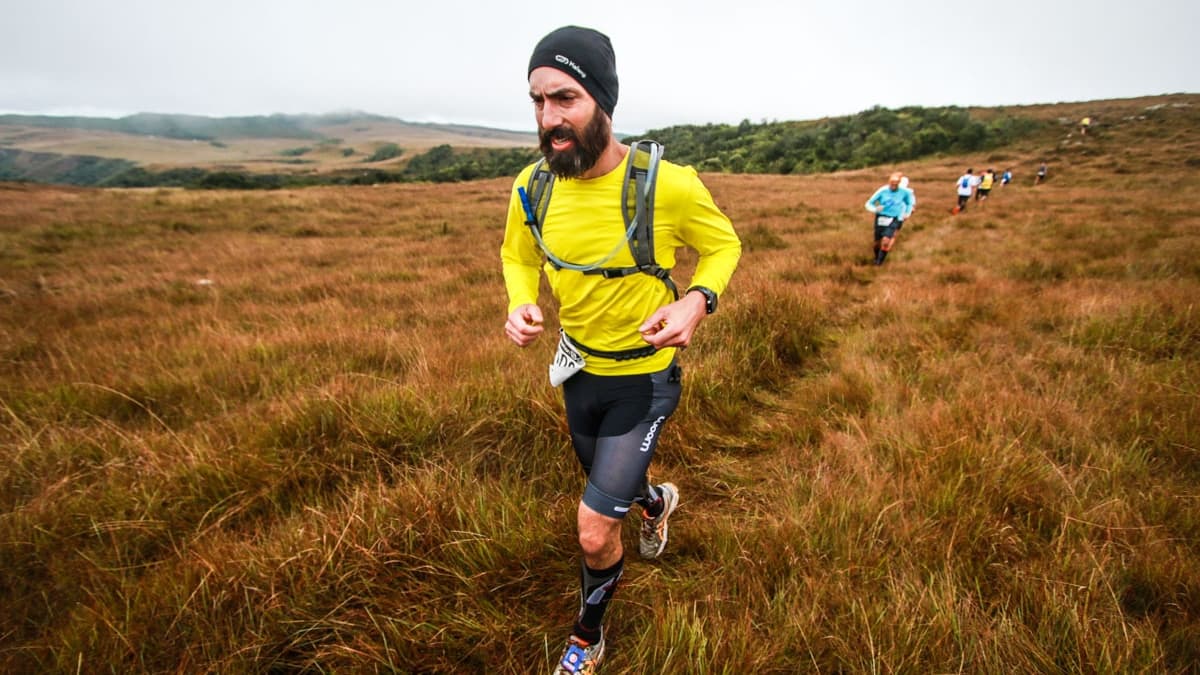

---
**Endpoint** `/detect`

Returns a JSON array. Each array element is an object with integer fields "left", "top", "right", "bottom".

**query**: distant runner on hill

[
  {"left": 952, "top": 168, "right": 974, "bottom": 214},
  {"left": 502, "top": 25, "right": 742, "bottom": 675},
  {"left": 1001, "top": 168, "right": 1013, "bottom": 186},
  {"left": 1035, "top": 161, "right": 1048, "bottom": 185},
  {"left": 864, "top": 171, "right": 914, "bottom": 265},
  {"left": 976, "top": 168, "right": 995, "bottom": 206},
  {"left": 1080, "top": 116, "right": 1091, "bottom": 135}
]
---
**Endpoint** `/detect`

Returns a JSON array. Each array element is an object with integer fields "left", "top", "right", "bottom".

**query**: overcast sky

[{"left": 2, "top": 0, "right": 1197, "bottom": 134}]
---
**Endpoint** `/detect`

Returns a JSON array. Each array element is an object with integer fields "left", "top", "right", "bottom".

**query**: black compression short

[{"left": 562, "top": 360, "right": 682, "bottom": 518}]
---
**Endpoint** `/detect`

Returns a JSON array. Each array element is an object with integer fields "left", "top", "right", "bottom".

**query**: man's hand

[
  {"left": 638, "top": 291, "right": 708, "bottom": 349},
  {"left": 505, "top": 303, "right": 544, "bottom": 347}
]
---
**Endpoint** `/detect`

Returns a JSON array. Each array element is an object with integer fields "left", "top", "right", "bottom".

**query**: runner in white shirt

[{"left": 952, "top": 168, "right": 974, "bottom": 214}]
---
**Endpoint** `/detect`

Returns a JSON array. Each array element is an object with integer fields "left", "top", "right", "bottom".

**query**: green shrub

[{"left": 364, "top": 143, "right": 403, "bottom": 162}]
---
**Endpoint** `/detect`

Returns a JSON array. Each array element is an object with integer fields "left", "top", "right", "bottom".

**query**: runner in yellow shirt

[
  {"left": 501, "top": 25, "right": 741, "bottom": 674},
  {"left": 976, "top": 168, "right": 996, "bottom": 207}
]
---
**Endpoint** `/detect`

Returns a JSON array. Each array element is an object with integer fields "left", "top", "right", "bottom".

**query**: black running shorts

[
  {"left": 873, "top": 213, "right": 899, "bottom": 240},
  {"left": 562, "top": 360, "right": 682, "bottom": 518}
]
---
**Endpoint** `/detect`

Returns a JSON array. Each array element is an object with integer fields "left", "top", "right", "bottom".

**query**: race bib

[
  {"left": 875, "top": 215, "right": 895, "bottom": 227},
  {"left": 549, "top": 330, "right": 585, "bottom": 387}
]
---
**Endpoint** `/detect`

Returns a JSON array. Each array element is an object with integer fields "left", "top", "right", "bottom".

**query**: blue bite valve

[{"left": 517, "top": 187, "right": 537, "bottom": 224}]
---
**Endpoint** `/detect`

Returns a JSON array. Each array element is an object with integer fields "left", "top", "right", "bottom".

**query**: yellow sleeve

[
  {"left": 674, "top": 168, "right": 741, "bottom": 297},
  {"left": 499, "top": 166, "right": 544, "bottom": 315}
]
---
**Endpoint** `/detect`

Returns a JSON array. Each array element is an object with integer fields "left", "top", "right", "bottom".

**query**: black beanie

[{"left": 528, "top": 26, "right": 618, "bottom": 118}]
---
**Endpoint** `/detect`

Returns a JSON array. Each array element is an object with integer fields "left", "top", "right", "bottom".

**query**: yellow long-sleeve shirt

[{"left": 501, "top": 152, "right": 741, "bottom": 375}]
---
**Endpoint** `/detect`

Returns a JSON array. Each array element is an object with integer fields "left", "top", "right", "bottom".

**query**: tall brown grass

[{"left": 1, "top": 98, "right": 1198, "bottom": 673}]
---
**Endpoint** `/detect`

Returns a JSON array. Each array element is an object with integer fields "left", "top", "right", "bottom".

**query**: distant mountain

[
  {"left": 0, "top": 111, "right": 534, "bottom": 144},
  {"left": 0, "top": 112, "right": 318, "bottom": 141},
  {"left": 0, "top": 111, "right": 539, "bottom": 184}
]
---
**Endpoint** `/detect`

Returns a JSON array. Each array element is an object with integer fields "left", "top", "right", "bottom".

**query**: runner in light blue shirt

[{"left": 864, "top": 171, "right": 915, "bottom": 265}]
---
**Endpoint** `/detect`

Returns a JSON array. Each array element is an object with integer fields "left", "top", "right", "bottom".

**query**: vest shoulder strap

[{"left": 523, "top": 140, "right": 677, "bottom": 299}]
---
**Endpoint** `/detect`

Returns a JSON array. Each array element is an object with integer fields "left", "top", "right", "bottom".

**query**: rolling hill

[
  {"left": 3, "top": 95, "right": 1196, "bottom": 189},
  {"left": 0, "top": 111, "right": 538, "bottom": 180}
]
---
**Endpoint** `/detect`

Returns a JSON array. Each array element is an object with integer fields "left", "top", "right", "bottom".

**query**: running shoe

[
  {"left": 639, "top": 482, "right": 679, "bottom": 559},
  {"left": 554, "top": 632, "right": 604, "bottom": 674}
]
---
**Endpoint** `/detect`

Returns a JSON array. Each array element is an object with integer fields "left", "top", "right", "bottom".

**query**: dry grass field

[{"left": 1, "top": 97, "right": 1198, "bottom": 672}]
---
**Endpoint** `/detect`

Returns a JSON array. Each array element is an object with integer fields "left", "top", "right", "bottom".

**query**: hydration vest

[{"left": 517, "top": 140, "right": 678, "bottom": 301}]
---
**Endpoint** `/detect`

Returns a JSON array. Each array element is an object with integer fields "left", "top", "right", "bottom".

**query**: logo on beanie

[{"left": 554, "top": 54, "right": 587, "bottom": 80}]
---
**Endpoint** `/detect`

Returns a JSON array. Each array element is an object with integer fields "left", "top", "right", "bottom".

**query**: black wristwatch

[{"left": 687, "top": 286, "right": 718, "bottom": 314}]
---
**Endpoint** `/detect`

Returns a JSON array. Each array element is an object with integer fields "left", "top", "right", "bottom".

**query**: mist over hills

[
  {"left": 1, "top": 112, "right": 320, "bottom": 140},
  {"left": 0, "top": 110, "right": 535, "bottom": 143}
]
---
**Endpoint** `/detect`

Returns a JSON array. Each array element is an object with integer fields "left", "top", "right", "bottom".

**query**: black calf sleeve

[{"left": 575, "top": 557, "right": 624, "bottom": 641}]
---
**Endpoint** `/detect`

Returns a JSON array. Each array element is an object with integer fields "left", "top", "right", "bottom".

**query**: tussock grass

[{"left": 2, "top": 97, "right": 1199, "bottom": 672}]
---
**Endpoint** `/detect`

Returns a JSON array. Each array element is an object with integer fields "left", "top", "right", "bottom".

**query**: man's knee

[
  {"left": 577, "top": 506, "right": 622, "bottom": 557},
  {"left": 578, "top": 526, "right": 617, "bottom": 557}
]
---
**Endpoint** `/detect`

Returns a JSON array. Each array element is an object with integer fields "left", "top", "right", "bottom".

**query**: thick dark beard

[{"left": 538, "top": 108, "right": 611, "bottom": 179}]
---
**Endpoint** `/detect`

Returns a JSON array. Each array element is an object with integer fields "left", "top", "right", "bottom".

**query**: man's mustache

[{"left": 540, "top": 125, "right": 577, "bottom": 144}]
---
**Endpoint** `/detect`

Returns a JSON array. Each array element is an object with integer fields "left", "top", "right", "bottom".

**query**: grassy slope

[{"left": 0, "top": 97, "right": 1197, "bottom": 672}]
